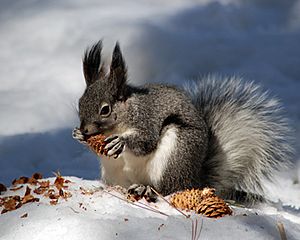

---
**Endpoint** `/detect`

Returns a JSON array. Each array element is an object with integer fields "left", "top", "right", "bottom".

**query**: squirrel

[{"left": 73, "top": 40, "right": 292, "bottom": 204}]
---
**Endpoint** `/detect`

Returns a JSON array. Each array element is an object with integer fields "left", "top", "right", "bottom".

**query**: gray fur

[
  {"left": 184, "top": 76, "right": 293, "bottom": 201},
  {"left": 74, "top": 41, "right": 292, "bottom": 204}
]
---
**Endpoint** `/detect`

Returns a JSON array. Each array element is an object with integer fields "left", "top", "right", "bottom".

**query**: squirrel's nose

[{"left": 81, "top": 123, "right": 99, "bottom": 136}]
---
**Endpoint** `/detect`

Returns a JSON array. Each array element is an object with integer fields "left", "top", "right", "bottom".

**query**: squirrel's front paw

[
  {"left": 104, "top": 135, "right": 125, "bottom": 158},
  {"left": 127, "top": 184, "right": 157, "bottom": 202},
  {"left": 72, "top": 127, "right": 87, "bottom": 144}
]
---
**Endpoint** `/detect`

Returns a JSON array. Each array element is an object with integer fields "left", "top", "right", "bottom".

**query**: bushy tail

[{"left": 185, "top": 75, "right": 293, "bottom": 201}]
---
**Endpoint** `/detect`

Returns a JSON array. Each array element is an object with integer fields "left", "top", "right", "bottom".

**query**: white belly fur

[{"left": 100, "top": 127, "right": 178, "bottom": 188}]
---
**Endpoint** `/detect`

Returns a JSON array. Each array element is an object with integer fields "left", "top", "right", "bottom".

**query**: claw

[
  {"left": 127, "top": 184, "right": 157, "bottom": 202},
  {"left": 104, "top": 134, "right": 118, "bottom": 143},
  {"left": 104, "top": 135, "right": 125, "bottom": 158},
  {"left": 72, "top": 127, "right": 87, "bottom": 144},
  {"left": 104, "top": 138, "right": 121, "bottom": 150}
]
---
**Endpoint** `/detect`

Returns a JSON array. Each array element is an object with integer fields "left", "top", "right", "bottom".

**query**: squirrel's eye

[{"left": 99, "top": 103, "right": 111, "bottom": 117}]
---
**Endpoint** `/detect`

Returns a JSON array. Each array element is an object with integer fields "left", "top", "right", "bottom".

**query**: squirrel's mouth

[{"left": 80, "top": 123, "right": 116, "bottom": 139}]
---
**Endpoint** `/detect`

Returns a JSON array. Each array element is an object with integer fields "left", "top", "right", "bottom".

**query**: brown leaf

[
  {"left": 32, "top": 173, "right": 43, "bottom": 180},
  {"left": 48, "top": 193, "right": 60, "bottom": 200},
  {"left": 50, "top": 199, "right": 58, "bottom": 205},
  {"left": 10, "top": 186, "right": 24, "bottom": 191},
  {"left": 3, "top": 198, "right": 20, "bottom": 212},
  {"left": 12, "top": 195, "right": 22, "bottom": 201},
  {"left": 22, "top": 194, "right": 39, "bottom": 204},
  {"left": 80, "top": 187, "right": 95, "bottom": 195},
  {"left": 59, "top": 189, "right": 64, "bottom": 197},
  {"left": 24, "top": 186, "right": 31, "bottom": 196},
  {"left": 33, "top": 187, "right": 48, "bottom": 195},
  {"left": 20, "top": 213, "right": 28, "bottom": 218},
  {"left": 43, "top": 189, "right": 55, "bottom": 198},
  {"left": 63, "top": 191, "right": 72, "bottom": 199},
  {"left": 54, "top": 176, "right": 65, "bottom": 190},
  {"left": 12, "top": 176, "right": 29, "bottom": 185},
  {"left": 27, "top": 177, "right": 38, "bottom": 185},
  {"left": 1, "top": 209, "right": 8, "bottom": 214},
  {"left": 38, "top": 180, "right": 50, "bottom": 188},
  {"left": 0, "top": 183, "right": 7, "bottom": 193}
]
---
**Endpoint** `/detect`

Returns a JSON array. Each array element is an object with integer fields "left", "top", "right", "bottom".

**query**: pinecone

[
  {"left": 170, "top": 188, "right": 204, "bottom": 211},
  {"left": 170, "top": 188, "right": 232, "bottom": 218},
  {"left": 87, "top": 135, "right": 108, "bottom": 156},
  {"left": 196, "top": 196, "right": 232, "bottom": 218}
]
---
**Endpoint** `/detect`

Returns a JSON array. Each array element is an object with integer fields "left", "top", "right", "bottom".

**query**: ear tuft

[
  {"left": 111, "top": 42, "right": 125, "bottom": 70},
  {"left": 83, "top": 40, "right": 104, "bottom": 86},
  {"left": 109, "top": 42, "right": 127, "bottom": 96}
]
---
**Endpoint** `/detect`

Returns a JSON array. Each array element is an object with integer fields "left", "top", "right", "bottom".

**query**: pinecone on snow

[
  {"left": 170, "top": 188, "right": 204, "bottom": 211},
  {"left": 87, "top": 135, "right": 108, "bottom": 156},
  {"left": 196, "top": 196, "right": 232, "bottom": 218},
  {"left": 170, "top": 188, "right": 232, "bottom": 218}
]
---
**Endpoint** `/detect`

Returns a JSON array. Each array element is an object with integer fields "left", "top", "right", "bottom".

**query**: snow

[
  {"left": 0, "top": 0, "right": 300, "bottom": 239},
  {"left": 1, "top": 177, "right": 300, "bottom": 240}
]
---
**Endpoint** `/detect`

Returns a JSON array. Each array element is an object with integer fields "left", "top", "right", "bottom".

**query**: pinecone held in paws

[{"left": 87, "top": 135, "right": 108, "bottom": 156}]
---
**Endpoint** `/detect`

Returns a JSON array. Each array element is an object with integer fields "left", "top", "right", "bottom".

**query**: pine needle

[
  {"left": 103, "top": 190, "right": 169, "bottom": 217},
  {"left": 150, "top": 187, "right": 190, "bottom": 218},
  {"left": 277, "top": 222, "right": 287, "bottom": 240}
]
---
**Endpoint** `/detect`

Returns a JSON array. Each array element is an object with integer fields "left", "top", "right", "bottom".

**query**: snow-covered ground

[
  {"left": 1, "top": 0, "right": 300, "bottom": 239},
  {"left": 1, "top": 177, "right": 300, "bottom": 240}
]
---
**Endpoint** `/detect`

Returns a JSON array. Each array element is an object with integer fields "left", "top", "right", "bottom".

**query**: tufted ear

[
  {"left": 109, "top": 42, "right": 127, "bottom": 96},
  {"left": 83, "top": 40, "right": 105, "bottom": 86}
]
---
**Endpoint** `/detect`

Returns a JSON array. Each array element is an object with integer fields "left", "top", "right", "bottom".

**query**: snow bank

[{"left": 1, "top": 177, "right": 300, "bottom": 240}]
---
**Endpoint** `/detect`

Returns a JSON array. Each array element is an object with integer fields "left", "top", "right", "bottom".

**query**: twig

[
  {"left": 69, "top": 207, "right": 79, "bottom": 214},
  {"left": 277, "top": 222, "right": 287, "bottom": 240},
  {"left": 191, "top": 217, "right": 203, "bottom": 240},
  {"left": 150, "top": 187, "right": 190, "bottom": 218},
  {"left": 192, "top": 219, "right": 195, "bottom": 240},
  {"left": 103, "top": 190, "right": 169, "bottom": 217},
  {"left": 195, "top": 217, "right": 203, "bottom": 240}
]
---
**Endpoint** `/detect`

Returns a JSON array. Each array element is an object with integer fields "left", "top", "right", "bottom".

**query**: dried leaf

[
  {"left": 33, "top": 187, "right": 48, "bottom": 195},
  {"left": 0, "top": 183, "right": 7, "bottom": 193},
  {"left": 43, "top": 189, "right": 55, "bottom": 198},
  {"left": 58, "top": 189, "right": 72, "bottom": 199},
  {"left": 50, "top": 199, "right": 58, "bottom": 205},
  {"left": 2, "top": 197, "right": 22, "bottom": 213},
  {"left": 27, "top": 177, "right": 38, "bottom": 185},
  {"left": 54, "top": 176, "right": 65, "bottom": 190},
  {"left": 12, "top": 176, "right": 29, "bottom": 185},
  {"left": 1, "top": 209, "right": 8, "bottom": 214},
  {"left": 20, "top": 213, "right": 28, "bottom": 218},
  {"left": 1, "top": 196, "right": 23, "bottom": 214},
  {"left": 38, "top": 180, "right": 50, "bottom": 188},
  {"left": 22, "top": 194, "right": 39, "bottom": 204},
  {"left": 64, "top": 191, "right": 72, "bottom": 199},
  {"left": 158, "top": 224, "right": 165, "bottom": 231},
  {"left": 3, "top": 198, "right": 18, "bottom": 211},
  {"left": 32, "top": 173, "right": 43, "bottom": 180},
  {"left": 10, "top": 186, "right": 24, "bottom": 191},
  {"left": 80, "top": 187, "right": 95, "bottom": 195},
  {"left": 59, "top": 189, "right": 64, "bottom": 197},
  {"left": 24, "top": 186, "right": 31, "bottom": 196},
  {"left": 49, "top": 193, "right": 60, "bottom": 200}
]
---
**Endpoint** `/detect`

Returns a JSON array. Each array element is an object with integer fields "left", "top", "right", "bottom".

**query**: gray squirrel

[{"left": 73, "top": 40, "right": 292, "bottom": 204}]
